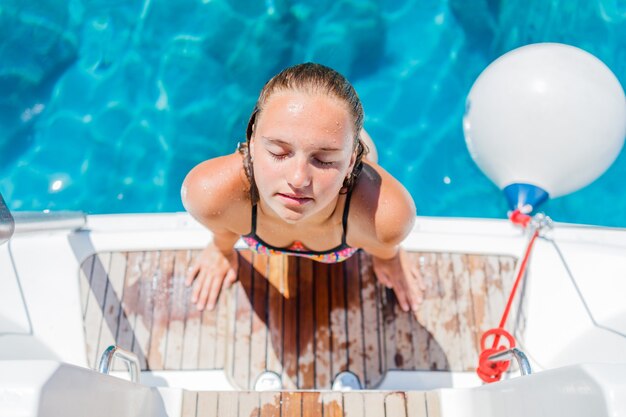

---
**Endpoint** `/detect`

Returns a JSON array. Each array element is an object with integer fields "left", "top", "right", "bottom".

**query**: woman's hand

[
  {"left": 186, "top": 243, "right": 239, "bottom": 311},
  {"left": 372, "top": 248, "right": 426, "bottom": 312}
]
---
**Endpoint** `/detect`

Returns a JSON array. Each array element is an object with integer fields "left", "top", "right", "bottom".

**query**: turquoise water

[{"left": 1, "top": 0, "right": 625, "bottom": 226}]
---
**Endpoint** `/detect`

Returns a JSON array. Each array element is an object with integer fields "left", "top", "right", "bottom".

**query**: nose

[{"left": 288, "top": 156, "right": 312, "bottom": 189}]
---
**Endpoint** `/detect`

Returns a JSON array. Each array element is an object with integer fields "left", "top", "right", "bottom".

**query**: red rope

[{"left": 476, "top": 209, "right": 539, "bottom": 383}]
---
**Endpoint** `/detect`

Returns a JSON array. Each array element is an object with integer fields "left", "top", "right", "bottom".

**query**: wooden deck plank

[
  {"left": 363, "top": 392, "right": 385, "bottom": 417},
  {"left": 500, "top": 257, "right": 518, "bottom": 330},
  {"left": 408, "top": 310, "right": 429, "bottom": 371},
  {"left": 195, "top": 253, "right": 219, "bottom": 370},
  {"left": 302, "top": 392, "right": 322, "bottom": 417},
  {"left": 405, "top": 391, "right": 428, "bottom": 417},
  {"left": 483, "top": 256, "right": 508, "bottom": 355},
  {"left": 165, "top": 250, "right": 191, "bottom": 370},
  {"left": 280, "top": 392, "right": 301, "bottom": 417},
  {"left": 425, "top": 391, "right": 441, "bottom": 417},
  {"left": 148, "top": 250, "right": 176, "bottom": 370},
  {"left": 79, "top": 255, "right": 95, "bottom": 320},
  {"left": 217, "top": 392, "right": 239, "bottom": 417},
  {"left": 375, "top": 269, "right": 388, "bottom": 378},
  {"left": 249, "top": 253, "right": 269, "bottom": 388},
  {"left": 418, "top": 254, "right": 452, "bottom": 371},
  {"left": 440, "top": 253, "right": 465, "bottom": 370},
  {"left": 329, "top": 261, "right": 348, "bottom": 378},
  {"left": 83, "top": 252, "right": 111, "bottom": 368},
  {"left": 237, "top": 391, "right": 259, "bottom": 417},
  {"left": 259, "top": 392, "right": 280, "bottom": 417},
  {"left": 406, "top": 253, "right": 430, "bottom": 371},
  {"left": 451, "top": 254, "right": 479, "bottom": 371},
  {"left": 409, "top": 314, "right": 431, "bottom": 371},
  {"left": 384, "top": 392, "right": 406, "bottom": 417},
  {"left": 265, "top": 255, "right": 285, "bottom": 378},
  {"left": 298, "top": 259, "right": 315, "bottom": 389},
  {"left": 381, "top": 285, "right": 397, "bottom": 372},
  {"left": 196, "top": 391, "right": 218, "bottom": 417},
  {"left": 314, "top": 262, "right": 331, "bottom": 389},
  {"left": 322, "top": 392, "right": 343, "bottom": 417},
  {"left": 212, "top": 255, "right": 231, "bottom": 370},
  {"left": 98, "top": 252, "right": 127, "bottom": 371},
  {"left": 466, "top": 255, "right": 489, "bottom": 359},
  {"left": 281, "top": 257, "right": 299, "bottom": 389},
  {"left": 182, "top": 250, "right": 203, "bottom": 370},
  {"left": 359, "top": 252, "right": 383, "bottom": 387},
  {"left": 389, "top": 292, "right": 415, "bottom": 370},
  {"left": 413, "top": 253, "right": 444, "bottom": 371},
  {"left": 181, "top": 390, "right": 198, "bottom": 417},
  {"left": 232, "top": 250, "right": 254, "bottom": 389},
  {"left": 343, "top": 392, "right": 364, "bottom": 417},
  {"left": 115, "top": 252, "right": 143, "bottom": 364},
  {"left": 345, "top": 255, "right": 365, "bottom": 386},
  {"left": 485, "top": 256, "right": 506, "bottom": 327},
  {"left": 498, "top": 256, "right": 520, "bottom": 373},
  {"left": 133, "top": 251, "right": 160, "bottom": 370}
]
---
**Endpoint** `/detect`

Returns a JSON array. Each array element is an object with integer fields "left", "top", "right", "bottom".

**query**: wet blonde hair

[{"left": 238, "top": 62, "right": 368, "bottom": 203}]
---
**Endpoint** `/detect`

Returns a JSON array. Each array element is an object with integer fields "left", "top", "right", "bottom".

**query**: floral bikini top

[{"left": 242, "top": 191, "right": 359, "bottom": 263}]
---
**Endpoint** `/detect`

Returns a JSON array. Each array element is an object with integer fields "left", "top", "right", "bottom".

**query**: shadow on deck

[{"left": 79, "top": 249, "right": 518, "bottom": 390}]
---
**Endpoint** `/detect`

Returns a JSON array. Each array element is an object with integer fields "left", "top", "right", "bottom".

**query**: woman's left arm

[{"left": 354, "top": 163, "right": 425, "bottom": 312}]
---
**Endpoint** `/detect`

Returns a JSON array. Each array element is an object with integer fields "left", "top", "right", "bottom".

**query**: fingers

[
  {"left": 191, "top": 269, "right": 207, "bottom": 304},
  {"left": 186, "top": 262, "right": 200, "bottom": 286},
  {"left": 224, "top": 268, "right": 238, "bottom": 288},
  {"left": 389, "top": 274, "right": 411, "bottom": 312},
  {"left": 377, "top": 273, "right": 393, "bottom": 288},
  {"left": 405, "top": 269, "right": 424, "bottom": 310},
  {"left": 193, "top": 268, "right": 237, "bottom": 311},
  {"left": 195, "top": 274, "right": 214, "bottom": 310},
  {"left": 411, "top": 264, "right": 427, "bottom": 291},
  {"left": 205, "top": 273, "right": 225, "bottom": 311}
]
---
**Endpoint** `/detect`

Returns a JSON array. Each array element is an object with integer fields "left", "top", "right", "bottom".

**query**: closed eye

[
  {"left": 314, "top": 158, "right": 335, "bottom": 167},
  {"left": 268, "top": 151, "right": 289, "bottom": 161}
]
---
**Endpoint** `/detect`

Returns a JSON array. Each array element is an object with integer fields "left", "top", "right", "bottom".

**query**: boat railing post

[
  {"left": 0, "top": 193, "right": 15, "bottom": 246},
  {"left": 488, "top": 347, "right": 532, "bottom": 377},
  {"left": 98, "top": 345, "right": 141, "bottom": 383}
]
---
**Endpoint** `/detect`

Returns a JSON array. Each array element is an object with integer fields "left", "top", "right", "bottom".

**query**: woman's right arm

[{"left": 181, "top": 154, "right": 248, "bottom": 310}]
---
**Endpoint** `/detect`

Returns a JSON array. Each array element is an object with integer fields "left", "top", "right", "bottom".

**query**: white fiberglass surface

[
  {"left": 2, "top": 213, "right": 626, "bottom": 392},
  {"left": 0, "top": 244, "right": 30, "bottom": 335}
]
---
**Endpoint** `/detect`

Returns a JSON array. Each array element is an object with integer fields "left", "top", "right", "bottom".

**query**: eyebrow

[{"left": 261, "top": 136, "right": 344, "bottom": 152}]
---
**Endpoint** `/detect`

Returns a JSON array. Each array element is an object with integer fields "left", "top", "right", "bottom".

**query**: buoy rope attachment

[{"left": 476, "top": 209, "right": 551, "bottom": 383}]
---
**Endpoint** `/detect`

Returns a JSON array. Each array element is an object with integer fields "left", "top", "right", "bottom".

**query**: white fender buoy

[{"left": 463, "top": 43, "right": 626, "bottom": 212}]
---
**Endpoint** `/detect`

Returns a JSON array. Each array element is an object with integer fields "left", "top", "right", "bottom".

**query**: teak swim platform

[{"left": 80, "top": 249, "right": 519, "bottom": 392}]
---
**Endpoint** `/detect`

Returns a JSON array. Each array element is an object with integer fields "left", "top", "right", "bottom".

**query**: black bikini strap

[
  {"left": 341, "top": 190, "right": 352, "bottom": 245},
  {"left": 250, "top": 204, "right": 258, "bottom": 234}
]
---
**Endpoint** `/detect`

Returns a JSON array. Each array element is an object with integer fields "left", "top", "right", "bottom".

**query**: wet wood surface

[
  {"left": 80, "top": 249, "right": 517, "bottom": 388},
  {"left": 181, "top": 390, "right": 440, "bottom": 417}
]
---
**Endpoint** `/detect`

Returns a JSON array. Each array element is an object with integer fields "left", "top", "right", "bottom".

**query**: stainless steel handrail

[
  {"left": 12, "top": 211, "right": 86, "bottom": 233},
  {"left": 488, "top": 347, "right": 532, "bottom": 376},
  {"left": 0, "top": 193, "right": 15, "bottom": 246},
  {"left": 98, "top": 345, "right": 141, "bottom": 383}
]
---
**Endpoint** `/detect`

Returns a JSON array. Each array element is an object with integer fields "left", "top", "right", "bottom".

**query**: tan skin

[{"left": 182, "top": 91, "right": 425, "bottom": 312}]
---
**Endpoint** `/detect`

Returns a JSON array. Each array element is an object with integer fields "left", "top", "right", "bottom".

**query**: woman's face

[{"left": 251, "top": 90, "right": 356, "bottom": 224}]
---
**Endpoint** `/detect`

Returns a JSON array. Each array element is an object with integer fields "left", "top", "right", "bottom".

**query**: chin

[{"left": 278, "top": 207, "right": 307, "bottom": 224}]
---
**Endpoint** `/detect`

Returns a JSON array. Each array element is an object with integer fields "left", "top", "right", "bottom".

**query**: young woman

[{"left": 182, "top": 63, "right": 425, "bottom": 313}]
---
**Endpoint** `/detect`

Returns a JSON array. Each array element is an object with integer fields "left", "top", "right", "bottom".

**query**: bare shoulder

[
  {"left": 347, "top": 161, "right": 416, "bottom": 247},
  {"left": 181, "top": 152, "right": 251, "bottom": 234}
]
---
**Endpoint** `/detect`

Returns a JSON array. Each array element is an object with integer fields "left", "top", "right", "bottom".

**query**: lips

[{"left": 276, "top": 193, "right": 313, "bottom": 205}]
